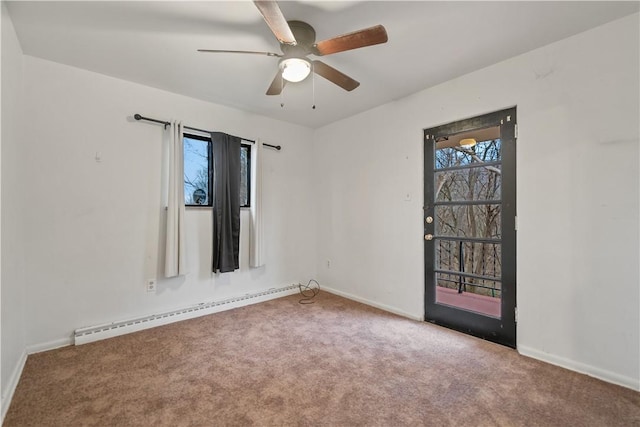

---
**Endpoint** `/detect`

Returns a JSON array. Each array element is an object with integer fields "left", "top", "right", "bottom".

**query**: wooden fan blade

[
  {"left": 266, "top": 70, "right": 286, "bottom": 95},
  {"left": 312, "top": 60, "right": 360, "bottom": 91},
  {"left": 253, "top": 1, "right": 297, "bottom": 45},
  {"left": 198, "top": 49, "right": 282, "bottom": 57},
  {"left": 313, "top": 25, "right": 388, "bottom": 56}
]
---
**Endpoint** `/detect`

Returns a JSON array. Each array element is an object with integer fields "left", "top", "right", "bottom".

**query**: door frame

[{"left": 423, "top": 107, "right": 517, "bottom": 348}]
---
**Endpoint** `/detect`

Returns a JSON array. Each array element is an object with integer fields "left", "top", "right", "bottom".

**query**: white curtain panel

[
  {"left": 249, "top": 140, "right": 265, "bottom": 268},
  {"left": 165, "top": 121, "right": 187, "bottom": 277}
]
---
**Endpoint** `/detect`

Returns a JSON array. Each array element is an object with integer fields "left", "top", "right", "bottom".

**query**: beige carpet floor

[{"left": 4, "top": 292, "right": 640, "bottom": 426}]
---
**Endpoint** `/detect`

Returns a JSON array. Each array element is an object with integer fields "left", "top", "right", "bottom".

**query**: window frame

[
  {"left": 183, "top": 132, "right": 252, "bottom": 208},
  {"left": 241, "top": 142, "right": 252, "bottom": 208}
]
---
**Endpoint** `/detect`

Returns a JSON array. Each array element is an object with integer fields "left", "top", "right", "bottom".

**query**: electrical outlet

[{"left": 146, "top": 279, "right": 157, "bottom": 293}]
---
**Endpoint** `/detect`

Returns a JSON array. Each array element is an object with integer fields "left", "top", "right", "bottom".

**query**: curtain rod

[{"left": 133, "top": 114, "right": 282, "bottom": 151}]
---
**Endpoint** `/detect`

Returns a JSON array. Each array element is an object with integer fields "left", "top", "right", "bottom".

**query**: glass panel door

[{"left": 424, "top": 108, "right": 516, "bottom": 348}]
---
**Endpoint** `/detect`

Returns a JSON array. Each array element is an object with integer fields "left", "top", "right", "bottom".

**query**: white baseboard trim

[
  {"left": 322, "top": 286, "right": 424, "bottom": 321},
  {"left": 26, "top": 337, "right": 74, "bottom": 355},
  {"left": 1, "top": 349, "right": 27, "bottom": 424},
  {"left": 75, "top": 285, "right": 300, "bottom": 345},
  {"left": 518, "top": 345, "right": 640, "bottom": 391}
]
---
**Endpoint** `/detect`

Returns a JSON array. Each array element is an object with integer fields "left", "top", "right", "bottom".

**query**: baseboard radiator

[{"left": 74, "top": 284, "right": 299, "bottom": 346}]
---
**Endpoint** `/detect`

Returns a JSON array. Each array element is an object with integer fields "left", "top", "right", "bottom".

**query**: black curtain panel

[{"left": 211, "top": 132, "right": 241, "bottom": 273}]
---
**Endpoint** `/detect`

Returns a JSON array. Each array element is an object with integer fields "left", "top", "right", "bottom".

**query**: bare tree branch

[{"left": 453, "top": 147, "right": 501, "bottom": 175}]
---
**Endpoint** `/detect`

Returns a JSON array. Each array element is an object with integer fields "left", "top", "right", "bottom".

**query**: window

[{"left": 183, "top": 133, "right": 251, "bottom": 207}]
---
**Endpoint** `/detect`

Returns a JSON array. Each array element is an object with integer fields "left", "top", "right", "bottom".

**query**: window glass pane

[
  {"left": 240, "top": 146, "right": 249, "bottom": 207},
  {"left": 436, "top": 139, "right": 501, "bottom": 169},
  {"left": 436, "top": 240, "right": 502, "bottom": 280},
  {"left": 435, "top": 204, "right": 501, "bottom": 239},
  {"left": 183, "top": 137, "right": 251, "bottom": 207},
  {"left": 435, "top": 166, "right": 501, "bottom": 202},
  {"left": 436, "top": 272, "right": 502, "bottom": 298},
  {"left": 184, "top": 137, "right": 209, "bottom": 205},
  {"left": 435, "top": 272, "right": 501, "bottom": 317},
  {"left": 435, "top": 239, "right": 502, "bottom": 317}
]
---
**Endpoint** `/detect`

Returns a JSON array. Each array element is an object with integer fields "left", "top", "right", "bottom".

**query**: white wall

[
  {"left": 1, "top": 1, "right": 28, "bottom": 415},
  {"left": 16, "top": 55, "right": 316, "bottom": 349},
  {"left": 313, "top": 14, "right": 639, "bottom": 390}
]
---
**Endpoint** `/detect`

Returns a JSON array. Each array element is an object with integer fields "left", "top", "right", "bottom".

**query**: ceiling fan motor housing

[{"left": 281, "top": 21, "right": 316, "bottom": 58}]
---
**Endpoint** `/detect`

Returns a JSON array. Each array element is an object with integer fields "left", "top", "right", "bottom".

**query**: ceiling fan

[{"left": 198, "top": 0, "right": 388, "bottom": 95}]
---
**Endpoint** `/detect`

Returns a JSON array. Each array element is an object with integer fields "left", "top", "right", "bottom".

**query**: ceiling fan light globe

[
  {"left": 460, "top": 138, "right": 477, "bottom": 148},
  {"left": 280, "top": 58, "right": 311, "bottom": 82}
]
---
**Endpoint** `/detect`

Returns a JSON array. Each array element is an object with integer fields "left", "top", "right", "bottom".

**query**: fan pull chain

[
  {"left": 312, "top": 63, "right": 316, "bottom": 110},
  {"left": 280, "top": 73, "right": 284, "bottom": 108}
]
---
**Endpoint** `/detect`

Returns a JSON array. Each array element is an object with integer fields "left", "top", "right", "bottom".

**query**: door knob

[
  {"left": 424, "top": 234, "right": 433, "bottom": 241},
  {"left": 425, "top": 216, "right": 433, "bottom": 224}
]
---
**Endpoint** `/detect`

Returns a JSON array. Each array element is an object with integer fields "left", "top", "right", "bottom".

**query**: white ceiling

[{"left": 6, "top": 1, "right": 639, "bottom": 129}]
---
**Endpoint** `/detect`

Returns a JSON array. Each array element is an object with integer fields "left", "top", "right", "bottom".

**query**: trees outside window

[
  {"left": 435, "top": 139, "right": 502, "bottom": 297},
  {"left": 183, "top": 134, "right": 251, "bottom": 207}
]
